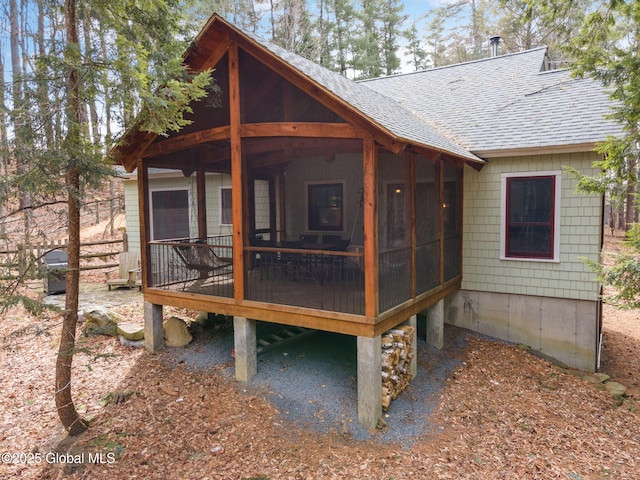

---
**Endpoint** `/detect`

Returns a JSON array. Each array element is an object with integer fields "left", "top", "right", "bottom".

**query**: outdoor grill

[{"left": 42, "top": 249, "right": 68, "bottom": 294}]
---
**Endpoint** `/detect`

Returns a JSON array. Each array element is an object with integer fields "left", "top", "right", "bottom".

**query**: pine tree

[
  {"left": 352, "top": 0, "right": 383, "bottom": 79},
  {"left": 404, "top": 22, "right": 430, "bottom": 71},
  {"left": 1, "top": 0, "right": 213, "bottom": 435},
  {"left": 379, "top": 0, "right": 407, "bottom": 75},
  {"left": 329, "top": 0, "right": 356, "bottom": 76}
]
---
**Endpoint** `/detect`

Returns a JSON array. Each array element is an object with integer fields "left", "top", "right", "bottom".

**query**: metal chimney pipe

[{"left": 490, "top": 36, "right": 501, "bottom": 57}]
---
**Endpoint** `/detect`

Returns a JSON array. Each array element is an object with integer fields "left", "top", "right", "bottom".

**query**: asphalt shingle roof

[
  {"left": 244, "top": 29, "right": 483, "bottom": 163},
  {"left": 362, "top": 48, "right": 621, "bottom": 155}
]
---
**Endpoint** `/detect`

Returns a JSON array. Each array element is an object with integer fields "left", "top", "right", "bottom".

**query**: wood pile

[{"left": 381, "top": 325, "right": 415, "bottom": 411}]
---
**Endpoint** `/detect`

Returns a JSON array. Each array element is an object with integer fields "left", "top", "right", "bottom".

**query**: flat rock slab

[
  {"left": 117, "top": 322, "right": 144, "bottom": 341},
  {"left": 83, "top": 306, "right": 124, "bottom": 337},
  {"left": 593, "top": 372, "right": 611, "bottom": 383},
  {"left": 605, "top": 381, "right": 627, "bottom": 398}
]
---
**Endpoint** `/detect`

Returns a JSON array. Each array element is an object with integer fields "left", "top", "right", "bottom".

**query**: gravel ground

[{"left": 163, "top": 319, "right": 475, "bottom": 444}]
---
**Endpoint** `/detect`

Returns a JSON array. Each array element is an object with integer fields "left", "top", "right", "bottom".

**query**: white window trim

[
  {"left": 149, "top": 187, "right": 192, "bottom": 241},
  {"left": 500, "top": 170, "right": 561, "bottom": 263},
  {"left": 304, "top": 180, "right": 346, "bottom": 233},
  {"left": 219, "top": 186, "right": 232, "bottom": 226}
]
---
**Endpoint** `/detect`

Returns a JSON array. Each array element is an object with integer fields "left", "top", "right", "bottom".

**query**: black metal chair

[{"left": 174, "top": 240, "right": 232, "bottom": 279}]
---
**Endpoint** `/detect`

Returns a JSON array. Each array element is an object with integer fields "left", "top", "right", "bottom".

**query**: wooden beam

[
  {"left": 410, "top": 145, "right": 442, "bottom": 163},
  {"left": 145, "top": 123, "right": 360, "bottom": 159},
  {"left": 240, "top": 122, "right": 360, "bottom": 138},
  {"left": 408, "top": 154, "right": 416, "bottom": 300},
  {"left": 269, "top": 177, "right": 277, "bottom": 241},
  {"left": 141, "top": 276, "right": 461, "bottom": 339},
  {"left": 278, "top": 172, "right": 287, "bottom": 241},
  {"left": 112, "top": 130, "right": 157, "bottom": 173},
  {"left": 229, "top": 42, "right": 245, "bottom": 301},
  {"left": 143, "top": 288, "right": 375, "bottom": 336},
  {"left": 197, "top": 166, "right": 207, "bottom": 239},
  {"left": 457, "top": 167, "right": 464, "bottom": 276},
  {"left": 439, "top": 161, "right": 445, "bottom": 285},
  {"left": 138, "top": 160, "right": 150, "bottom": 290},
  {"left": 372, "top": 278, "right": 462, "bottom": 336},
  {"left": 363, "top": 134, "right": 378, "bottom": 318},
  {"left": 183, "top": 25, "right": 230, "bottom": 72},
  {"left": 143, "top": 126, "right": 230, "bottom": 158}
]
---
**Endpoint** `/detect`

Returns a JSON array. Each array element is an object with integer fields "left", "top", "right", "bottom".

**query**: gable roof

[
  {"left": 113, "top": 14, "right": 484, "bottom": 171},
  {"left": 114, "top": 14, "right": 620, "bottom": 171},
  {"left": 362, "top": 48, "right": 621, "bottom": 157}
]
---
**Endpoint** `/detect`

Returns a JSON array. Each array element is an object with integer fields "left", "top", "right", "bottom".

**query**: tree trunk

[
  {"left": 9, "top": 0, "right": 32, "bottom": 242},
  {"left": 0, "top": 41, "right": 7, "bottom": 239},
  {"left": 55, "top": 0, "right": 88, "bottom": 436},
  {"left": 626, "top": 156, "right": 636, "bottom": 231}
]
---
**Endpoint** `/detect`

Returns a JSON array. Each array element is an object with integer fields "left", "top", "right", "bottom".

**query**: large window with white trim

[{"left": 501, "top": 172, "right": 561, "bottom": 261}]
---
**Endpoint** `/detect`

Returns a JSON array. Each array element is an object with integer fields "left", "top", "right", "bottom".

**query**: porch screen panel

[
  {"left": 238, "top": 50, "right": 345, "bottom": 124},
  {"left": 148, "top": 53, "right": 230, "bottom": 142},
  {"left": 415, "top": 159, "right": 440, "bottom": 294},
  {"left": 244, "top": 138, "right": 365, "bottom": 315},
  {"left": 151, "top": 189, "right": 190, "bottom": 240},
  {"left": 378, "top": 153, "right": 412, "bottom": 313},
  {"left": 149, "top": 187, "right": 190, "bottom": 289},
  {"left": 443, "top": 163, "right": 463, "bottom": 281}
]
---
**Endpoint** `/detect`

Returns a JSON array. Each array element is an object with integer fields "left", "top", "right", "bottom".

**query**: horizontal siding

[
  {"left": 462, "top": 152, "right": 602, "bottom": 301},
  {"left": 123, "top": 180, "right": 140, "bottom": 254},
  {"left": 123, "top": 173, "right": 235, "bottom": 255}
]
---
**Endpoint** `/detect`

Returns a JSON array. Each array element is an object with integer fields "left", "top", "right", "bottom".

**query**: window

[
  {"left": 151, "top": 189, "right": 190, "bottom": 240},
  {"left": 221, "top": 187, "right": 232, "bottom": 225},
  {"left": 307, "top": 183, "right": 343, "bottom": 231},
  {"left": 501, "top": 172, "right": 561, "bottom": 261},
  {"left": 386, "top": 183, "right": 408, "bottom": 247}
]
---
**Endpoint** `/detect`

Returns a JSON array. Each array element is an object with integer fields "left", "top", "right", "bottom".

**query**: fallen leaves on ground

[{"left": 0, "top": 234, "right": 638, "bottom": 479}]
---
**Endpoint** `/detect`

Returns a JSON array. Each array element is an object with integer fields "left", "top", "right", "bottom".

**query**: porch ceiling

[{"left": 145, "top": 135, "right": 364, "bottom": 177}]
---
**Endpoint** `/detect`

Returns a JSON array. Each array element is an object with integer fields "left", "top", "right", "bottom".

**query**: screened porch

[{"left": 141, "top": 137, "right": 462, "bottom": 321}]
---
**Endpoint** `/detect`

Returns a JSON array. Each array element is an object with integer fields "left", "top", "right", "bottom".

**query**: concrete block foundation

[
  {"left": 144, "top": 302, "right": 164, "bottom": 353},
  {"left": 357, "top": 335, "right": 382, "bottom": 429},
  {"left": 446, "top": 290, "right": 599, "bottom": 372},
  {"left": 234, "top": 317, "right": 257, "bottom": 382}
]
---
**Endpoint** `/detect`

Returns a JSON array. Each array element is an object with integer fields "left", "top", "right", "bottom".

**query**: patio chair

[
  {"left": 173, "top": 240, "right": 232, "bottom": 278},
  {"left": 106, "top": 251, "right": 141, "bottom": 291}
]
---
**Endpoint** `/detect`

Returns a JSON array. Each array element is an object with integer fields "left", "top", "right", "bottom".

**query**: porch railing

[
  {"left": 148, "top": 235, "right": 234, "bottom": 298},
  {"left": 378, "top": 246, "right": 412, "bottom": 313},
  {"left": 245, "top": 246, "right": 365, "bottom": 315},
  {"left": 148, "top": 236, "right": 365, "bottom": 315}
]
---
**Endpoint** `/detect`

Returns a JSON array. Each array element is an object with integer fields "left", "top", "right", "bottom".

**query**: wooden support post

[
  {"left": 363, "top": 135, "right": 378, "bottom": 318},
  {"left": 144, "top": 302, "right": 164, "bottom": 353},
  {"left": 229, "top": 43, "right": 245, "bottom": 301},
  {"left": 234, "top": 316, "right": 257, "bottom": 382},
  {"left": 426, "top": 299, "right": 444, "bottom": 349},
  {"left": 357, "top": 335, "right": 382, "bottom": 429}
]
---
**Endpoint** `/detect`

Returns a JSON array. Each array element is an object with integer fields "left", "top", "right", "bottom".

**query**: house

[
  {"left": 111, "top": 14, "right": 620, "bottom": 429},
  {"left": 120, "top": 168, "right": 248, "bottom": 254},
  {"left": 363, "top": 46, "right": 618, "bottom": 373}
]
